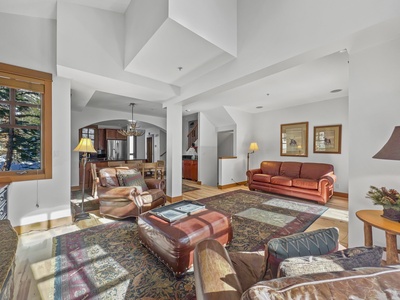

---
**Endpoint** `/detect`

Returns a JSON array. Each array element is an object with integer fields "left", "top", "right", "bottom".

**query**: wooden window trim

[{"left": 0, "top": 62, "right": 52, "bottom": 183}]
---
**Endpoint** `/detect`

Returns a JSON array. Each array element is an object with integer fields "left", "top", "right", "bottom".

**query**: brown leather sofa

[
  {"left": 97, "top": 167, "right": 166, "bottom": 219},
  {"left": 246, "top": 161, "right": 336, "bottom": 204},
  {"left": 194, "top": 239, "right": 400, "bottom": 300}
]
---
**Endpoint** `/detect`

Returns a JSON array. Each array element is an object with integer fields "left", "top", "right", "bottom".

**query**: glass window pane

[
  {"left": 15, "top": 89, "right": 41, "bottom": 105},
  {"left": 0, "top": 103, "right": 10, "bottom": 124},
  {"left": 0, "top": 128, "right": 41, "bottom": 171},
  {"left": 0, "top": 86, "right": 9, "bottom": 101},
  {"left": 15, "top": 104, "right": 41, "bottom": 127}
]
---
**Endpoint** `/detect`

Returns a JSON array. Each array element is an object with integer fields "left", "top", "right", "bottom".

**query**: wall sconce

[{"left": 247, "top": 142, "right": 259, "bottom": 170}]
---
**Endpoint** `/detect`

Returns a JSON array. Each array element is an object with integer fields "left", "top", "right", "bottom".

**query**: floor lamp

[
  {"left": 247, "top": 142, "right": 259, "bottom": 170},
  {"left": 74, "top": 137, "right": 97, "bottom": 222}
]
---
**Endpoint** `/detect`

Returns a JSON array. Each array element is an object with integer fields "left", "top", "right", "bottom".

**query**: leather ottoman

[{"left": 138, "top": 208, "right": 232, "bottom": 277}]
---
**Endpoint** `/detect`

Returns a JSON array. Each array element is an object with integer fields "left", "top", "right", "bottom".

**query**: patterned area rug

[
  {"left": 54, "top": 190, "right": 327, "bottom": 299},
  {"left": 198, "top": 190, "right": 328, "bottom": 251}
]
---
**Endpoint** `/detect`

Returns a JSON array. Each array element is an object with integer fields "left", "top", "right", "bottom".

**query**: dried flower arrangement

[{"left": 366, "top": 186, "right": 400, "bottom": 211}]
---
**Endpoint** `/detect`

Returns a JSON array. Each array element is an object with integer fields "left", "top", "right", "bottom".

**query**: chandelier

[{"left": 117, "top": 103, "right": 145, "bottom": 137}]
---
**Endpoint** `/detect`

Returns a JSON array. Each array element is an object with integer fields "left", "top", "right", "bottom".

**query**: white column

[{"left": 166, "top": 103, "right": 183, "bottom": 201}]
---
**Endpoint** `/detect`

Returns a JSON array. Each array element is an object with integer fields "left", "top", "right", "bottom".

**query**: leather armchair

[{"left": 97, "top": 167, "right": 166, "bottom": 219}]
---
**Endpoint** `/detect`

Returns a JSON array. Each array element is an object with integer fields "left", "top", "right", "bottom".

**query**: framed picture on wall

[
  {"left": 313, "top": 125, "right": 342, "bottom": 154},
  {"left": 280, "top": 122, "right": 308, "bottom": 157}
]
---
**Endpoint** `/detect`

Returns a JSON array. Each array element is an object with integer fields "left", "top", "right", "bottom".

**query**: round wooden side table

[{"left": 356, "top": 209, "right": 400, "bottom": 265}]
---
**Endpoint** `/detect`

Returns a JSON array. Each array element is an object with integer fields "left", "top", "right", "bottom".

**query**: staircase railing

[{"left": 187, "top": 123, "right": 198, "bottom": 150}]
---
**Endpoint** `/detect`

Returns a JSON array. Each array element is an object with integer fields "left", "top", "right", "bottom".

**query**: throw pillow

[
  {"left": 278, "top": 246, "right": 383, "bottom": 277},
  {"left": 116, "top": 169, "right": 138, "bottom": 186},
  {"left": 122, "top": 172, "right": 149, "bottom": 191},
  {"left": 229, "top": 250, "right": 266, "bottom": 292},
  {"left": 265, "top": 227, "right": 339, "bottom": 278}
]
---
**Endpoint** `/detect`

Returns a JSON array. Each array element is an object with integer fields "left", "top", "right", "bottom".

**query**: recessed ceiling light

[
  {"left": 256, "top": 106, "right": 263, "bottom": 109},
  {"left": 330, "top": 89, "right": 342, "bottom": 93},
  {"left": 185, "top": 109, "right": 191, "bottom": 112},
  {"left": 178, "top": 67, "right": 183, "bottom": 71}
]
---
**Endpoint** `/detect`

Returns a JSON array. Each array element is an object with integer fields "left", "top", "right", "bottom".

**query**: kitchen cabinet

[
  {"left": 183, "top": 160, "right": 198, "bottom": 181},
  {"left": 106, "top": 129, "right": 127, "bottom": 140}
]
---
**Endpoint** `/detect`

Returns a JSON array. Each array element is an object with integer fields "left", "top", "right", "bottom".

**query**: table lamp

[
  {"left": 373, "top": 126, "right": 400, "bottom": 160},
  {"left": 247, "top": 142, "right": 259, "bottom": 170},
  {"left": 74, "top": 137, "right": 97, "bottom": 221}
]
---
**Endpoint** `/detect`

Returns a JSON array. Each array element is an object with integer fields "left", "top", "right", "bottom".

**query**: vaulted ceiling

[{"left": 1, "top": 0, "right": 400, "bottom": 122}]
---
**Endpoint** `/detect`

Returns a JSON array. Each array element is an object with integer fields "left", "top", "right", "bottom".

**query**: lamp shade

[
  {"left": 249, "top": 142, "right": 259, "bottom": 152},
  {"left": 373, "top": 126, "right": 400, "bottom": 160},
  {"left": 74, "top": 138, "right": 96, "bottom": 153}
]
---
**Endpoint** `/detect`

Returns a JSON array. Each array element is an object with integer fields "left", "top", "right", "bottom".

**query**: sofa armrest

[
  {"left": 246, "top": 168, "right": 262, "bottom": 186},
  {"left": 194, "top": 239, "right": 243, "bottom": 300},
  {"left": 145, "top": 178, "right": 165, "bottom": 190},
  {"left": 246, "top": 168, "right": 262, "bottom": 178},
  {"left": 320, "top": 172, "right": 336, "bottom": 185}
]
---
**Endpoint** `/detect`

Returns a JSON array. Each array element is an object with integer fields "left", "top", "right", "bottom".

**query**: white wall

[
  {"left": 224, "top": 107, "right": 255, "bottom": 182},
  {"left": 218, "top": 131, "right": 234, "bottom": 157},
  {"left": 198, "top": 112, "right": 218, "bottom": 186},
  {"left": 0, "top": 13, "right": 72, "bottom": 227},
  {"left": 252, "top": 97, "right": 349, "bottom": 193},
  {"left": 348, "top": 37, "right": 400, "bottom": 248}
]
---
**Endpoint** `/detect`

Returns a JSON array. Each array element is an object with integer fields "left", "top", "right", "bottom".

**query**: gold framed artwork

[
  {"left": 280, "top": 122, "right": 308, "bottom": 157},
  {"left": 313, "top": 125, "right": 342, "bottom": 154}
]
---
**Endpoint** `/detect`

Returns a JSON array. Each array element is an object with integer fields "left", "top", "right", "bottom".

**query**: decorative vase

[{"left": 382, "top": 207, "right": 400, "bottom": 222}]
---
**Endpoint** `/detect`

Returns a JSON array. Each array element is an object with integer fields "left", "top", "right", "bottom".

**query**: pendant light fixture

[{"left": 118, "top": 103, "right": 145, "bottom": 137}]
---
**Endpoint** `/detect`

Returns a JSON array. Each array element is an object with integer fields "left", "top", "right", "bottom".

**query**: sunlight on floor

[{"left": 321, "top": 207, "right": 349, "bottom": 222}]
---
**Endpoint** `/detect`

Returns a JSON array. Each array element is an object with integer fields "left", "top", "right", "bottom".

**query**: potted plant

[{"left": 366, "top": 186, "right": 400, "bottom": 221}]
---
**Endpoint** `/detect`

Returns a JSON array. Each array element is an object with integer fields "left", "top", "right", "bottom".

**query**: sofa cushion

[
  {"left": 116, "top": 169, "right": 139, "bottom": 186},
  {"left": 265, "top": 227, "right": 339, "bottom": 278},
  {"left": 260, "top": 161, "right": 282, "bottom": 176},
  {"left": 278, "top": 246, "right": 383, "bottom": 277},
  {"left": 300, "top": 163, "right": 334, "bottom": 180},
  {"left": 270, "top": 176, "right": 292, "bottom": 187},
  {"left": 122, "top": 172, "right": 149, "bottom": 191},
  {"left": 99, "top": 168, "right": 119, "bottom": 187},
  {"left": 292, "top": 178, "right": 318, "bottom": 190},
  {"left": 279, "top": 162, "right": 302, "bottom": 178},
  {"left": 241, "top": 267, "right": 400, "bottom": 300},
  {"left": 253, "top": 174, "right": 272, "bottom": 183}
]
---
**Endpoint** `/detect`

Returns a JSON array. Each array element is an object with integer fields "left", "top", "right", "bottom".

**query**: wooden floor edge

[
  {"left": 14, "top": 215, "right": 73, "bottom": 235},
  {"left": 333, "top": 191, "right": 348, "bottom": 199},
  {"left": 218, "top": 181, "right": 247, "bottom": 189},
  {"left": 167, "top": 195, "right": 183, "bottom": 203}
]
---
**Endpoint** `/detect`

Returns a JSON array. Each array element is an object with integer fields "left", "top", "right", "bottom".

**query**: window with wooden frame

[{"left": 0, "top": 63, "right": 52, "bottom": 182}]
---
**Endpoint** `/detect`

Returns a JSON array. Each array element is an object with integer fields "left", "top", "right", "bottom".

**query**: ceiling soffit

[{"left": 124, "top": 0, "right": 237, "bottom": 85}]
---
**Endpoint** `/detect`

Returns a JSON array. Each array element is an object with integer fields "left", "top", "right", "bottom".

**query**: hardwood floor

[{"left": 12, "top": 181, "right": 348, "bottom": 299}]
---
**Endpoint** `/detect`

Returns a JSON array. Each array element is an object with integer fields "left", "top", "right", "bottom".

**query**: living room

[{"left": 1, "top": 0, "right": 400, "bottom": 298}]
